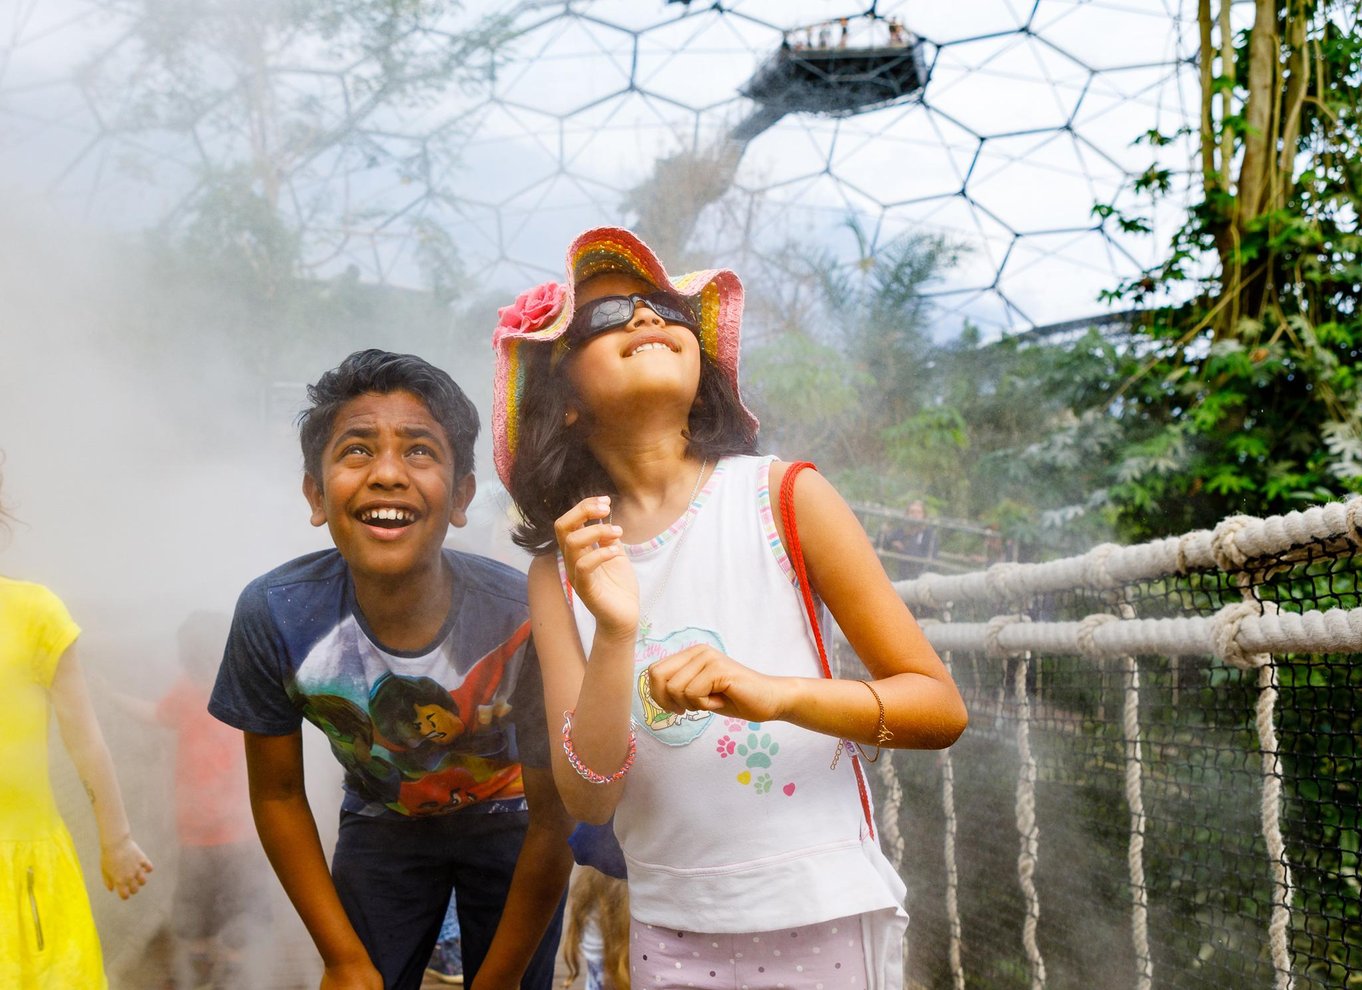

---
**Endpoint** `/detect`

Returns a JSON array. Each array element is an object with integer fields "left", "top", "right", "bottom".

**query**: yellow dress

[{"left": 0, "top": 576, "right": 106, "bottom": 989}]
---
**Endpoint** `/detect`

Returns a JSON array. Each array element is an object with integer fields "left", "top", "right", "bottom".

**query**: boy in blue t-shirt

[{"left": 210, "top": 349, "right": 574, "bottom": 990}]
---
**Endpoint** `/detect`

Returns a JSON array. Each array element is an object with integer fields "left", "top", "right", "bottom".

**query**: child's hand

[
  {"left": 320, "top": 958, "right": 384, "bottom": 989},
  {"left": 647, "top": 645, "right": 788, "bottom": 723},
  {"left": 100, "top": 835, "right": 153, "bottom": 899},
  {"left": 556, "top": 496, "right": 639, "bottom": 638}
]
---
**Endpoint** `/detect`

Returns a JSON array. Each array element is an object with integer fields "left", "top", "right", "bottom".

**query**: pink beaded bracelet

[{"left": 561, "top": 710, "right": 637, "bottom": 784}]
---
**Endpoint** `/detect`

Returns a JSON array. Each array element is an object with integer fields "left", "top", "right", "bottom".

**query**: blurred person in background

[
  {"left": 109, "top": 610, "right": 265, "bottom": 989},
  {"left": 561, "top": 867, "right": 630, "bottom": 990}
]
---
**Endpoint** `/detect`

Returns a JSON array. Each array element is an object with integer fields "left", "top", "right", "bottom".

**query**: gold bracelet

[
  {"left": 830, "top": 679, "right": 895, "bottom": 769},
  {"left": 857, "top": 679, "right": 894, "bottom": 760}
]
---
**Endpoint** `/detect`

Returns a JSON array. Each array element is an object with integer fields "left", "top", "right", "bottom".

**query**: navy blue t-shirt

[{"left": 209, "top": 548, "right": 547, "bottom": 820}]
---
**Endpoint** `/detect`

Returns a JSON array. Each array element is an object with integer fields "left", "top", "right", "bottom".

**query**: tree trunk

[
  {"left": 1197, "top": 0, "right": 1219, "bottom": 189},
  {"left": 1235, "top": 0, "right": 1279, "bottom": 226},
  {"left": 1202, "top": 1, "right": 1318, "bottom": 337}
]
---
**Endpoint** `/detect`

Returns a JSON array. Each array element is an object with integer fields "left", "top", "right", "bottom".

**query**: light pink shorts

[{"left": 629, "top": 914, "right": 870, "bottom": 989}]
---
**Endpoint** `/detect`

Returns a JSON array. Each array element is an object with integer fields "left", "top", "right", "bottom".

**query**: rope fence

[{"left": 843, "top": 496, "right": 1362, "bottom": 990}]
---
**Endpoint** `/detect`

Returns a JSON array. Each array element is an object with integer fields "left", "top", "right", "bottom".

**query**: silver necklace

[{"left": 634, "top": 457, "right": 708, "bottom": 641}]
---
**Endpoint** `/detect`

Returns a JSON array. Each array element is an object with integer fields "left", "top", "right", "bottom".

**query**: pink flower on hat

[{"left": 497, "top": 281, "right": 565, "bottom": 336}]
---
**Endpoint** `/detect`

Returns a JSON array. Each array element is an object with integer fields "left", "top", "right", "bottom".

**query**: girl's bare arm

[
  {"left": 773, "top": 462, "right": 967, "bottom": 748},
  {"left": 50, "top": 645, "right": 154, "bottom": 898},
  {"left": 528, "top": 550, "right": 635, "bottom": 824},
  {"left": 649, "top": 464, "right": 967, "bottom": 750}
]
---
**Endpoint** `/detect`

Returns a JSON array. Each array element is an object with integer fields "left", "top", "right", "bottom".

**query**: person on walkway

[
  {"left": 107, "top": 610, "right": 265, "bottom": 989},
  {"left": 491, "top": 227, "right": 967, "bottom": 989},
  {"left": 210, "top": 351, "right": 573, "bottom": 990}
]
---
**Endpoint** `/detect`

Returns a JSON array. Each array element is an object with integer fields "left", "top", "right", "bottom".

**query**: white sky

[{"left": 0, "top": 0, "right": 1207, "bottom": 335}]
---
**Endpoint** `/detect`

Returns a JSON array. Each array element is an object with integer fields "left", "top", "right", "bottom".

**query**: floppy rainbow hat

[{"left": 491, "top": 226, "right": 758, "bottom": 488}]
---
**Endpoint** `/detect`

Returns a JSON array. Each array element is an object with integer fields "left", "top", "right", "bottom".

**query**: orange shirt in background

[{"left": 155, "top": 676, "right": 254, "bottom": 847}]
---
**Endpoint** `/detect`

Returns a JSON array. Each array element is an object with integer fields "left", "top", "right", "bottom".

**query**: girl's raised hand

[
  {"left": 555, "top": 496, "right": 639, "bottom": 637},
  {"left": 647, "top": 645, "right": 789, "bottom": 724}
]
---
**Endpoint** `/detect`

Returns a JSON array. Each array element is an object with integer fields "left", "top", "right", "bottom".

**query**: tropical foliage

[
  {"left": 749, "top": 1, "right": 1362, "bottom": 552},
  {"left": 1068, "top": 0, "right": 1361, "bottom": 540}
]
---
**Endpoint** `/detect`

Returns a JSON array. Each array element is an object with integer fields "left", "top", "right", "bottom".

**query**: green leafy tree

[
  {"left": 81, "top": 0, "right": 510, "bottom": 378},
  {"left": 743, "top": 223, "right": 1126, "bottom": 557},
  {"left": 1093, "top": 0, "right": 1362, "bottom": 537},
  {"left": 919, "top": 325, "right": 1132, "bottom": 553},
  {"left": 744, "top": 220, "right": 1136, "bottom": 558},
  {"left": 742, "top": 223, "right": 955, "bottom": 505}
]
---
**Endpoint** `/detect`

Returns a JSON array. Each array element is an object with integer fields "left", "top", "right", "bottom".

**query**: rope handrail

[
  {"left": 916, "top": 603, "right": 1362, "bottom": 661},
  {"left": 896, "top": 496, "right": 1362, "bottom": 607},
  {"left": 850, "top": 498, "right": 1362, "bottom": 990}
]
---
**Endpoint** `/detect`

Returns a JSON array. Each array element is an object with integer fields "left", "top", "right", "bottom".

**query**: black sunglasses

[{"left": 566, "top": 291, "right": 698, "bottom": 342}]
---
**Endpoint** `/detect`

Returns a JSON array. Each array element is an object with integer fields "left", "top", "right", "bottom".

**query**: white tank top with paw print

[{"left": 565, "top": 454, "right": 906, "bottom": 933}]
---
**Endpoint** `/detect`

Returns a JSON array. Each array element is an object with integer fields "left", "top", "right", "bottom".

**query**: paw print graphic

[
  {"left": 754, "top": 773, "right": 773, "bottom": 794},
  {"left": 715, "top": 736, "right": 736, "bottom": 758},
  {"left": 736, "top": 732, "right": 780, "bottom": 769}
]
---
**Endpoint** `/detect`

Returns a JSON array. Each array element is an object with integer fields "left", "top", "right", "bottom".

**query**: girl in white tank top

[{"left": 492, "top": 226, "right": 967, "bottom": 990}]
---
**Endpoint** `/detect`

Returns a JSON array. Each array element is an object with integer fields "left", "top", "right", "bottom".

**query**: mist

[
  {"left": 0, "top": 186, "right": 523, "bottom": 984},
  {"left": 4, "top": 210, "right": 312, "bottom": 680}
]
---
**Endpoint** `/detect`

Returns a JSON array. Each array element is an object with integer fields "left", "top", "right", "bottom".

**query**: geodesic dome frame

[{"left": 1, "top": 0, "right": 1201, "bottom": 336}]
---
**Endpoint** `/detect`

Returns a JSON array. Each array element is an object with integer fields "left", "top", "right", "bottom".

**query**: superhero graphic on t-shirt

[{"left": 295, "top": 619, "right": 530, "bottom": 816}]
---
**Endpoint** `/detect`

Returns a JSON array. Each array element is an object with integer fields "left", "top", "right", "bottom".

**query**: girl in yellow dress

[{"left": 0, "top": 467, "right": 153, "bottom": 988}]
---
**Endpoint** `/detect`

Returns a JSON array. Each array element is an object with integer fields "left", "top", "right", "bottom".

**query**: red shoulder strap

[
  {"left": 777, "top": 460, "right": 875, "bottom": 839},
  {"left": 779, "top": 462, "right": 832, "bottom": 679}
]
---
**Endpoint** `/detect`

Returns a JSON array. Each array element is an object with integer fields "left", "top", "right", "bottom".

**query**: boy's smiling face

[{"left": 303, "top": 388, "right": 474, "bottom": 587}]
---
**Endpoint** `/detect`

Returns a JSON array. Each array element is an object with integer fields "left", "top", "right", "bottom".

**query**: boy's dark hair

[
  {"left": 298, "top": 349, "right": 479, "bottom": 483},
  {"left": 508, "top": 344, "right": 759, "bottom": 555}
]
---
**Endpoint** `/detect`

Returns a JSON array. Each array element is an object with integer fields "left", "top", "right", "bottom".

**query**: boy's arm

[
  {"left": 50, "top": 645, "right": 154, "bottom": 899},
  {"left": 469, "top": 765, "right": 575, "bottom": 990},
  {"left": 244, "top": 731, "right": 383, "bottom": 990}
]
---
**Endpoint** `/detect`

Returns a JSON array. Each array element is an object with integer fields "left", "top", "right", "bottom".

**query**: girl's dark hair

[{"left": 507, "top": 344, "right": 759, "bottom": 555}]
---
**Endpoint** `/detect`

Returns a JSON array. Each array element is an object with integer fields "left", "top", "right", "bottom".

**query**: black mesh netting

[{"left": 843, "top": 526, "right": 1361, "bottom": 989}]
